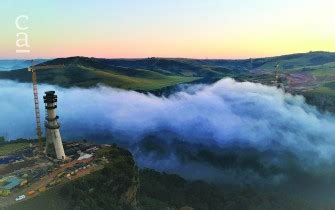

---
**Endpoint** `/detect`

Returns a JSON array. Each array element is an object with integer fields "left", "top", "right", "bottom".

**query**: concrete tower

[{"left": 43, "top": 91, "right": 66, "bottom": 160}]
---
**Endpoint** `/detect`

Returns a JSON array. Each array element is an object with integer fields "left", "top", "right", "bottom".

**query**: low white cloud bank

[{"left": 0, "top": 78, "right": 335, "bottom": 165}]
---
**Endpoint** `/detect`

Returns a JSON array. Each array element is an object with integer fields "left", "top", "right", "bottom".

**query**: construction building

[
  {"left": 44, "top": 91, "right": 66, "bottom": 160},
  {"left": 0, "top": 176, "right": 23, "bottom": 193}
]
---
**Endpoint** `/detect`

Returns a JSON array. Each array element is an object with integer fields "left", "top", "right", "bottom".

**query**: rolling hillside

[
  {"left": 0, "top": 57, "right": 204, "bottom": 91},
  {"left": 0, "top": 52, "right": 334, "bottom": 111}
]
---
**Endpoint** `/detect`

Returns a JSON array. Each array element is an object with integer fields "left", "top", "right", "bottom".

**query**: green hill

[
  {"left": 0, "top": 52, "right": 334, "bottom": 111},
  {"left": 1, "top": 52, "right": 335, "bottom": 91},
  {"left": 0, "top": 57, "right": 203, "bottom": 91}
]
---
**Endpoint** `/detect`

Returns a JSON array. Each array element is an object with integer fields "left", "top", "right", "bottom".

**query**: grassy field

[
  {"left": 302, "top": 83, "right": 335, "bottom": 112},
  {"left": 0, "top": 60, "right": 202, "bottom": 91},
  {"left": 0, "top": 143, "right": 30, "bottom": 156},
  {"left": 82, "top": 65, "right": 201, "bottom": 90},
  {"left": 310, "top": 86, "right": 335, "bottom": 96}
]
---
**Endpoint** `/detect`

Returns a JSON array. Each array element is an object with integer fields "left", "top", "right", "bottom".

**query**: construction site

[{"left": 0, "top": 63, "right": 108, "bottom": 208}]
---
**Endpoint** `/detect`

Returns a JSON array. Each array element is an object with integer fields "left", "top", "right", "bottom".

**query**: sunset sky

[{"left": 1, "top": 0, "right": 335, "bottom": 59}]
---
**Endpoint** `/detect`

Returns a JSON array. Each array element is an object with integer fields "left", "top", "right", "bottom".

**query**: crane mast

[
  {"left": 28, "top": 62, "right": 64, "bottom": 153},
  {"left": 32, "top": 68, "right": 43, "bottom": 153},
  {"left": 274, "top": 64, "right": 280, "bottom": 88}
]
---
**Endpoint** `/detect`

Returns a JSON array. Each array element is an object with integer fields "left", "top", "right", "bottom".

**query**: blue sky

[{"left": 1, "top": 0, "right": 335, "bottom": 59}]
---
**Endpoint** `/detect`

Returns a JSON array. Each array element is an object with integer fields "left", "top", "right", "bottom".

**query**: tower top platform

[{"left": 44, "top": 91, "right": 57, "bottom": 104}]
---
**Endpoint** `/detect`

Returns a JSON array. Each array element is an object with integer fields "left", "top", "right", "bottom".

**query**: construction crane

[
  {"left": 28, "top": 61, "right": 64, "bottom": 153},
  {"left": 274, "top": 63, "right": 281, "bottom": 88}
]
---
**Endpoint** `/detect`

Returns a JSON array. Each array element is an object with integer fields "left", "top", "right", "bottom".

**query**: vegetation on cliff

[
  {"left": 139, "top": 169, "right": 335, "bottom": 210},
  {"left": 60, "top": 145, "right": 139, "bottom": 210}
]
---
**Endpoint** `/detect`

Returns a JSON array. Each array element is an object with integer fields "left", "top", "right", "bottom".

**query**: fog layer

[{"left": 1, "top": 78, "right": 335, "bottom": 185}]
